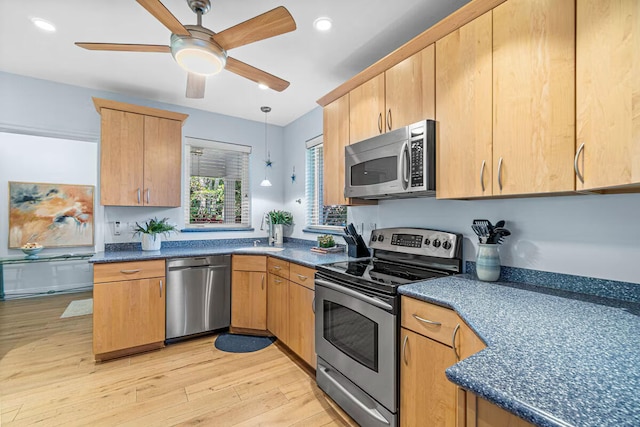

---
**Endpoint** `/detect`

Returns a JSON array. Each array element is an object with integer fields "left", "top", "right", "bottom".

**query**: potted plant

[
  {"left": 133, "top": 217, "right": 178, "bottom": 251},
  {"left": 267, "top": 210, "right": 293, "bottom": 246},
  {"left": 317, "top": 234, "right": 335, "bottom": 248}
]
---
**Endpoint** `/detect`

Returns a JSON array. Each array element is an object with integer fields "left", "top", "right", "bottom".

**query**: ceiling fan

[{"left": 75, "top": 0, "right": 296, "bottom": 98}]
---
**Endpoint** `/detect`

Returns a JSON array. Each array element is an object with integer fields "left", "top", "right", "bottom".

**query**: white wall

[{"left": 351, "top": 193, "right": 640, "bottom": 284}]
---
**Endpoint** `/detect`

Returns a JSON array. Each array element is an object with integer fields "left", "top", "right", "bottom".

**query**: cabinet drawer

[
  {"left": 94, "top": 260, "right": 165, "bottom": 283},
  {"left": 401, "top": 296, "right": 461, "bottom": 347},
  {"left": 289, "top": 263, "right": 315, "bottom": 290},
  {"left": 268, "top": 257, "right": 290, "bottom": 279},
  {"left": 233, "top": 255, "right": 266, "bottom": 272}
]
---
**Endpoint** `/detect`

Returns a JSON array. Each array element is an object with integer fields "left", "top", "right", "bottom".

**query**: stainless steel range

[{"left": 315, "top": 227, "right": 462, "bottom": 427}]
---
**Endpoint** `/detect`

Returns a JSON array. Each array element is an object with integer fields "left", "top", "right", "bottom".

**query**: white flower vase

[
  {"left": 476, "top": 243, "right": 500, "bottom": 281},
  {"left": 142, "top": 234, "right": 162, "bottom": 251},
  {"left": 274, "top": 224, "right": 284, "bottom": 246}
]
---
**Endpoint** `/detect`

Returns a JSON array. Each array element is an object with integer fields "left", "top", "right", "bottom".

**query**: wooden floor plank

[{"left": 0, "top": 291, "right": 356, "bottom": 426}]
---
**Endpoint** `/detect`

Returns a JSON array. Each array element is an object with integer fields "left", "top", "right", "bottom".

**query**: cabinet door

[
  {"left": 401, "top": 328, "right": 457, "bottom": 427},
  {"left": 93, "top": 277, "right": 165, "bottom": 355},
  {"left": 385, "top": 44, "right": 435, "bottom": 131},
  {"left": 267, "top": 274, "right": 289, "bottom": 344},
  {"left": 493, "top": 0, "right": 575, "bottom": 196},
  {"left": 436, "top": 12, "right": 493, "bottom": 199},
  {"left": 467, "top": 393, "right": 535, "bottom": 427},
  {"left": 576, "top": 0, "right": 640, "bottom": 190},
  {"left": 231, "top": 271, "right": 267, "bottom": 330},
  {"left": 143, "top": 116, "right": 182, "bottom": 207},
  {"left": 289, "top": 282, "right": 316, "bottom": 368},
  {"left": 99, "top": 109, "right": 144, "bottom": 206},
  {"left": 350, "top": 73, "right": 385, "bottom": 143},
  {"left": 323, "top": 94, "right": 350, "bottom": 206}
]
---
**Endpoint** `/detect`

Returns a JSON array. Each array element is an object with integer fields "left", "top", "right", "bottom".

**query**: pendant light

[{"left": 260, "top": 106, "right": 273, "bottom": 187}]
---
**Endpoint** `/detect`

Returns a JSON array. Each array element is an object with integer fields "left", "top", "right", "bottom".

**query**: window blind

[{"left": 184, "top": 139, "right": 251, "bottom": 227}]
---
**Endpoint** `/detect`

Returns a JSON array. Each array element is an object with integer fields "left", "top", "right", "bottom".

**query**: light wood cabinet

[
  {"left": 437, "top": 0, "right": 575, "bottom": 199},
  {"left": 492, "top": 0, "right": 575, "bottom": 196},
  {"left": 466, "top": 393, "right": 535, "bottom": 427},
  {"left": 267, "top": 269, "right": 289, "bottom": 344},
  {"left": 350, "top": 46, "right": 435, "bottom": 144},
  {"left": 93, "top": 97, "right": 187, "bottom": 207},
  {"left": 436, "top": 12, "right": 493, "bottom": 199},
  {"left": 576, "top": 0, "right": 640, "bottom": 191},
  {"left": 231, "top": 255, "right": 267, "bottom": 332},
  {"left": 323, "top": 95, "right": 378, "bottom": 206},
  {"left": 93, "top": 260, "right": 166, "bottom": 360},
  {"left": 266, "top": 258, "right": 317, "bottom": 368},
  {"left": 400, "top": 296, "right": 486, "bottom": 427}
]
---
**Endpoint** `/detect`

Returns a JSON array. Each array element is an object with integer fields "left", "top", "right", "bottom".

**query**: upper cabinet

[
  {"left": 93, "top": 98, "right": 188, "bottom": 207},
  {"left": 436, "top": 12, "right": 493, "bottom": 199},
  {"left": 437, "top": 0, "right": 575, "bottom": 198},
  {"left": 350, "top": 46, "right": 435, "bottom": 144},
  {"left": 323, "top": 94, "right": 350, "bottom": 206},
  {"left": 576, "top": 0, "right": 640, "bottom": 191},
  {"left": 492, "top": 0, "right": 575, "bottom": 196}
]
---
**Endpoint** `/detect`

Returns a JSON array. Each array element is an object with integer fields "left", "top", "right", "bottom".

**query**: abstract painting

[{"left": 9, "top": 182, "right": 94, "bottom": 248}]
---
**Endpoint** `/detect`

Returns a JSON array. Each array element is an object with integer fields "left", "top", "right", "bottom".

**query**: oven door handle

[
  {"left": 318, "top": 365, "right": 391, "bottom": 425},
  {"left": 315, "top": 279, "right": 392, "bottom": 311}
]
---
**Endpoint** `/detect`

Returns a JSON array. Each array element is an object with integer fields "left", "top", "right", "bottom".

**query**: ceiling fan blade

[
  {"left": 213, "top": 6, "right": 296, "bottom": 51},
  {"left": 136, "top": 0, "right": 190, "bottom": 36},
  {"left": 186, "top": 73, "right": 206, "bottom": 99},
  {"left": 75, "top": 43, "right": 171, "bottom": 53},
  {"left": 226, "top": 57, "right": 290, "bottom": 92}
]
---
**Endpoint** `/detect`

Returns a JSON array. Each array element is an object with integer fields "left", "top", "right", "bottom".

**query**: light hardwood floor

[{"left": 0, "top": 292, "right": 357, "bottom": 426}]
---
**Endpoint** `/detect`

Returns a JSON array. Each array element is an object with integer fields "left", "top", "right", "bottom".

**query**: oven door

[
  {"left": 315, "top": 278, "right": 397, "bottom": 415},
  {"left": 345, "top": 129, "right": 409, "bottom": 199}
]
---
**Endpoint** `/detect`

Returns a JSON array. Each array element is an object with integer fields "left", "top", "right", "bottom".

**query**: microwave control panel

[{"left": 410, "top": 139, "right": 424, "bottom": 187}]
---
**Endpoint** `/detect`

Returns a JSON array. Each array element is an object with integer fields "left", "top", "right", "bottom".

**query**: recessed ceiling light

[
  {"left": 313, "top": 17, "right": 333, "bottom": 32},
  {"left": 258, "top": 83, "right": 269, "bottom": 90},
  {"left": 30, "top": 17, "right": 56, "bottom": 33}
]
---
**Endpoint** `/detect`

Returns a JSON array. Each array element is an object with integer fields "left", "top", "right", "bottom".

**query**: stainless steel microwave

[{"left": 345, "top": 119, "right": 435, "bottom": 199}]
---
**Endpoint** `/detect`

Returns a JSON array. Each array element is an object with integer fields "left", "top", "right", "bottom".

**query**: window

[
  {"left": 184, "top": 138, "right": 251, "bottom": 228},
  {"left": 306, "top": 136, "right": 347, "bottom": 230}
]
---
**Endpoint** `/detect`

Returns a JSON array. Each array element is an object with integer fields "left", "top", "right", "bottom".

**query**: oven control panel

[{"left": 369, "top": 227, "right": 461, "bottom": 259}]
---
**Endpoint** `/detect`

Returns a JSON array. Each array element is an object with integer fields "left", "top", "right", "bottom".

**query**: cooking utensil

[{"left": 495, "top": 220, "right": 506, "bottom": 228}]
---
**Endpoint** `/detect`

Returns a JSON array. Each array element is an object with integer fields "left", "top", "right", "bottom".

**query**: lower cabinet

[
  {"left": 266, "top": 259, "right": 317, "bottom": 368},
  {"left": 465, "top": 393, "right": 535, "bottom": 427},
  {"left": 231, "top": 255, "right": 267, "bottom": 332},
  {"left": 400, "top": 296, "right": 486, "bottom": 427},
  {"left": 93, "top": 260, "right": 166, "bottom": 361}
]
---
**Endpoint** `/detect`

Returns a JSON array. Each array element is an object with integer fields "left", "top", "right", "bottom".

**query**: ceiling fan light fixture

[{"left": 171, "top": 29, "right": 227, "bottom": 75}]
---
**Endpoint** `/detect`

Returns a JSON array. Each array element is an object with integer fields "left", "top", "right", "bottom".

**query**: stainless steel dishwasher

[{"left": 165, "top": 255, "right": 231, "bottom": 340}]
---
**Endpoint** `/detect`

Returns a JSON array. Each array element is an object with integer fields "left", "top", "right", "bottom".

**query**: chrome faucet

[
  {"left": 253, "top": 240, "right": 261, "bottom": 247},
  {"left": 259, "top": 212, "right": 275, "bottom": 246}
]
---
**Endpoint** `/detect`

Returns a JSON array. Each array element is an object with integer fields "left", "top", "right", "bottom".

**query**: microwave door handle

[{"left": 401, "top": 141, "right": 410, "bottom": 190}]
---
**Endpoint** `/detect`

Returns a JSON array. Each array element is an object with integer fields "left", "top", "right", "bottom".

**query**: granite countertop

[
  {"left": 89, "top": 240, "right": 353, "bottom": 268},
  {"left": 399, "top": 276, "right": 640, "bottom": 427}
]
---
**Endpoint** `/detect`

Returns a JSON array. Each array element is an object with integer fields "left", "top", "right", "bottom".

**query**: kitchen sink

[{"left": 238, "top": 247, "right": 285, "bottom": 252}]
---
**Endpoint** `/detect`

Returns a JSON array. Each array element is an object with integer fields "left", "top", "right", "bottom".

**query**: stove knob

[
  {"left": 378, "top": 235, "right": 384, "bottom": 242},
  {"left": 442, "top": 241, "right": 452, "bottom": 250},
  {"left": 433, "top": 239, "right": 441, "bottom": 248},
  {"left": 371, "top": 235, "right": 377, "bottom": 242},
  {"left": 424, "top": 238, "right": 431, "bottom": 246}
]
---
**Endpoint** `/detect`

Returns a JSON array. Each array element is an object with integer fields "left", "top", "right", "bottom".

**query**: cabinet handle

[
  {"left": 480, "top": 160, "right": 486, "bottom": 192},
  {"left": 312, "top": 296, "right": 316, "bottom": 314},
  {"left": 452, "top": 324, "right": 460, "bottom": 361},
  {"left": 273, "top": 266, "right": 281, "bottom": 270},
  {"left": 146, "top": 189, "right": 150, "bottom": 204},
  {"left": 402, "top": 335, "right": 409, "bottom": 365},
  {"left": 120, "top": 269, "right": 141, "bottom": 274},
  {"left": 497, "top": 157, "right": 504, "bottom": 191},
  {"left": 137, "top": 188, "right": 141, "bottom": 204},
  {"left": 378, "top": 113, "right": 383, "bottom": 134},
  {"left": 412, "top": 314, "right": 442, "bottom": 326},
  {"left": 159, "top": 279, "right": 163, "bottom": 298},
  {"left": 575, "top": 143, "right": 585, "bottom": 184},
  {"left": 297, "top": 274, "right": 308, "bottom": 281},
  {"left": 274, "top": 279, "right": 283, "bottom": 284},
  {"left": 261, "top": 274, "right": 265, "bottom": 290},
  {"left": 386, "top": 109, "right": 392, "bottom": 131}
]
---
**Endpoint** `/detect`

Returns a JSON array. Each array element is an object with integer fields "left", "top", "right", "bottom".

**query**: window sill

[
  {"left": 302, "top": 227, "right": 345, "bottom": 236},
  {"left": 181, "top": 227, "right": 255, "bottom": 233}
]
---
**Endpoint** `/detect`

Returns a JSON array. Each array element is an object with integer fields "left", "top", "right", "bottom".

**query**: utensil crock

[{"left": 476, "top": 243, "right": 500, "bottom": 281}]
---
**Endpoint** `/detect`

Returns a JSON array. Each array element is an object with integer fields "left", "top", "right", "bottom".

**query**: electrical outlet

[{"left": 113, "top": 221, "right": 121, "bottom": 236}]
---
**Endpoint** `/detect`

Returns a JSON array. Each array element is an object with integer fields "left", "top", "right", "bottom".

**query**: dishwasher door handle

[{"left": 167, "top": 265, "right": 228, "bottom": 272}]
